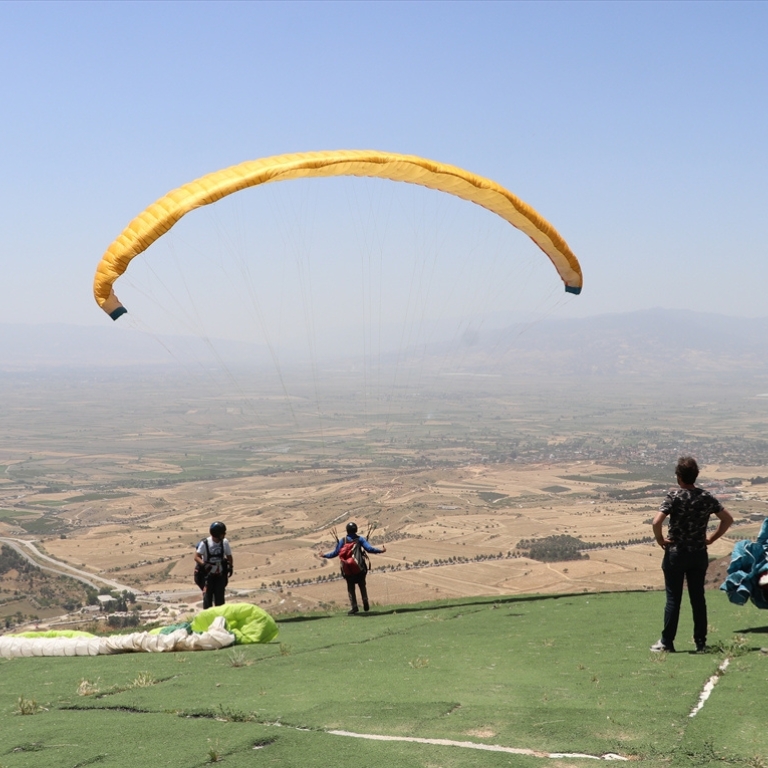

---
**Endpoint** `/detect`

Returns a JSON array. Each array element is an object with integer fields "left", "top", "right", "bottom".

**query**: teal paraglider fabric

[
  {"left": 158, "top": 621, "right": 192, "bottom": 635},
  {"left": 190, "top": 603, "right": 278, "bottom": 644},
  {"left": 721, "top": 518, "right": 768, "bottom": 609}
]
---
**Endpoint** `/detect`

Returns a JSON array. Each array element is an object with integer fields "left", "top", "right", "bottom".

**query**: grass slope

[{"left": 2, "top": 591, "right": 768, "bottom": 767}]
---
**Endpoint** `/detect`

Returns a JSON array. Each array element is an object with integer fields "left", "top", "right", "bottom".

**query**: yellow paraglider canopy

[{"left": 94, "top": 150, "right": 582, "bottom": 319}]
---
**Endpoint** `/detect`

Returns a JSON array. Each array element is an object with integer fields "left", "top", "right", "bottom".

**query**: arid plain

[{"left": 3, "top": 359, "right": 768, "bottom": 622}]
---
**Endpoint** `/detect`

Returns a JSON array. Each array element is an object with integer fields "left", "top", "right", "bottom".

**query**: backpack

[
  {"left": 338, "top": 537, "right": 369, "bottom": 576},
  {"left": 193, "top": 539, "right": 210, "bottom": 590}
]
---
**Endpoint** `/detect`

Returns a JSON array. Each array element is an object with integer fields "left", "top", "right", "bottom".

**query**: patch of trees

[
  {"left": 381, "top": 531, "right": 423, "bottom": 543},
  {"left": 604, "top": 484, "right": 670, "bottom": 500},
  {"left": 107, "top": 612, "right": 140, "bottom": 628},
  {"left": 516, "top": 535, "right": 588, "bottom": 562},
  {"left": 99, "top": 588, "right": 137, "bottom": 613},
  {"left": 0, "top": 545, "right": 34, "bottom": 575},
  {"left": 515, "top": 534, "right": 654, "bottom": 562}
]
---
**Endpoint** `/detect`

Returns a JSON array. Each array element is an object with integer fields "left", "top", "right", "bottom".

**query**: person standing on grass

[
  {"left": 195, "top": 521, "right": 233, "bottom": 609},
  {"left": 319, "top": 522, "right": 386, "bottom": 615},
  {"left": 651, "top": 456, "right": 733, "bottom": 653}
]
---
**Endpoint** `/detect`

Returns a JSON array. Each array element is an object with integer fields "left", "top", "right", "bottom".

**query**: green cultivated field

[{"left": 2, "top": 591, "right": 768, "bottom": 768}]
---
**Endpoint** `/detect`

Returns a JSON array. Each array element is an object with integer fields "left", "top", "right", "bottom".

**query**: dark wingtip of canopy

[
  {"left": 109, "top": 306, "right": 128, "bottom": 321},
  {"left": 564, "top": 285, "right": 582, "bottom": 295}
]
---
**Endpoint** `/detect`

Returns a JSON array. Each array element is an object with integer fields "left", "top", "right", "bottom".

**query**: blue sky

[{"left": 1, "top": 1, "right": 766, "bottom": 337}]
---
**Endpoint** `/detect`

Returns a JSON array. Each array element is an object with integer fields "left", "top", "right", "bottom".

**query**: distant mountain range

[
  {"left": 2, "top": 309, "right": 768, "bottom": 380},
  {"left": 462, "top": 309, "right": 768, "bottom": 379},
  {"left": 0, "top": 322, "right": 269, "bottom": 370}
]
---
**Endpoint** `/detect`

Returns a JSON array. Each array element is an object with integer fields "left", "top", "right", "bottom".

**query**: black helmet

[
  {"left": 346, "top": 522, "right": 358, "bottom": 535},
  {"left": 210, "top": 521, "right": 227, "bottom": 537}
]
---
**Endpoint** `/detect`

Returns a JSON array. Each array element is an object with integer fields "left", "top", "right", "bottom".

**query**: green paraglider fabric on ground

[
  {"left": 189, "top": 603, "right": 278, "bottom": 644},
  {"left": 14, "top": 630, "right": 96, "bottom": 638}
]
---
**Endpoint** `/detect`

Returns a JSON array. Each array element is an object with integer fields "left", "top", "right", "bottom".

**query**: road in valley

[{"left": 0, "top": 537, "right": 141, "bottom": 594}]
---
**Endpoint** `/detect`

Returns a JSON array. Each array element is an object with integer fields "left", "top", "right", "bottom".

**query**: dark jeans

[
  {"left": 344, "top": 571, "right": 369, "bottom": 610},
  {"left": 661, "top": 546, "right": 709, "bottom": 647},
  {"left": 203, "top": 573, "right": 228, "bottom": 609}
]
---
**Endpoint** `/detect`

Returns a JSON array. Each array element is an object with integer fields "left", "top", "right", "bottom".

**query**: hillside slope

[{"left": 2, "top": 591, "right": 767, "bottom": 767}]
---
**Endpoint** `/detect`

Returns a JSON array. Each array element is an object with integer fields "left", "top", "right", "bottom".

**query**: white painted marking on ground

[
  {"left": 689, "top": 657, "right": 730, "bottom": 718},
  {"left": 327, "top": 730, "right": 629, "bottom": 760}
]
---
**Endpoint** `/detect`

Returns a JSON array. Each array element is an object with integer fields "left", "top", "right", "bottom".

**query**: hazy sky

[{"left": 1, "top": 1, "right": 766, "bottom": 339}]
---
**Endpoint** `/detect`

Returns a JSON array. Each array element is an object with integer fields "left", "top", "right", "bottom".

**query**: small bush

[
  {"left": 77, "top": 678, "right": 101, "bottom": 696},
  {"left": 131, "top": 671, "right": 156, "bottom": 688},
  {"left": 227, "top": 649, "right": 251, "bottom": 667},
  {"left": 712, "top": 635, "right": 750, "bottom": 657},
  {"left": 15, "top": 696, "right": 45, "bottom": 715},
  {"left": 207, "top": 740, "right": 222, "bottom": 763},
  {"left": 217, "top": 705, "right": 253, "bottom": 722}
]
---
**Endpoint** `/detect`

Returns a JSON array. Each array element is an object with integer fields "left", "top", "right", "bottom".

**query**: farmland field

[{"left": 2, "top": 367, "right": 768, "bottom": 622}]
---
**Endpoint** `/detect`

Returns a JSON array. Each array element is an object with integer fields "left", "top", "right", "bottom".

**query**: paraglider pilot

[
  {"left": 320, "top": 522, "right": 386, "bottom": 615},
  {"left": 195, "top": 521, "right": 234, "bottom": 609}
]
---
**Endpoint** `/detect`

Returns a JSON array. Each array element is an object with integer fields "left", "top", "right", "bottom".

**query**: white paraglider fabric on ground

[{"left": 0, "top": 616, "right": 234, "bottom": 658}]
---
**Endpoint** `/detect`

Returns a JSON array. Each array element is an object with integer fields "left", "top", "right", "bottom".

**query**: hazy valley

[{"left": 2, "top": 309, "right": 768, "bottom": 627}]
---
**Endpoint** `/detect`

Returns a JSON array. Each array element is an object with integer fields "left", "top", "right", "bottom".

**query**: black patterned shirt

[{"left": 659, "top": 487, "right": 724, "bottom": 551}]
